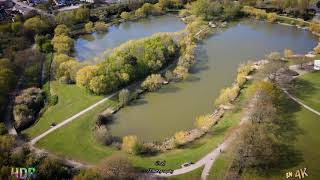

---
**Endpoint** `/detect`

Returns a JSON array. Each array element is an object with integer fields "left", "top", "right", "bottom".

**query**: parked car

[{"left": 181, "top": 162, "right": 194, "bottom": 168}]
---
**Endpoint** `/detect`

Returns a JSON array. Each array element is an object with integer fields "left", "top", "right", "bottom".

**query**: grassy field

[
  {"left": 290, "top": 71, "right": 320, "bottom": 112},
  {"left": 208, "top": 102, "right": 320, "bottom": 180},
  {"left": 23, "top": 81, "right": 104, "bottom": 138},
  {"left": 209, "top": 72, "right": 320, "bottom": 179},
  {"left": 167, "top": 166, "right": 203, "bottom": 180}
]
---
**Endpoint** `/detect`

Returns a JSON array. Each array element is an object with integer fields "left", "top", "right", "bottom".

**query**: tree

[
  {"left": 37, "top": 158, "right": 69, "bottom": 180},
  {"left": 314, "top": 43, "right": 320, "bottom": 54},
  {"left": 54, "top": 24, "right": 70, "bottom": 36},
  {"left": 122, "top": 135, "right": 139, "bottom": 154},
  {"left": 76, "top": 65, "right": 98, "bottom": 88},
  {"left": 74, "top": 8, "right": 90, "bottom": 23},
  {"left": 174, "top": 131, "right": 188, "bottom": 146},
  {"left": 118, "top": 89, "right": 130, "bottom": 106},
  {"left": 215, "top": 85, "right": 240, "bottom": 106},
  {"left": 120, "top": 12, "right": 131, "bottom": 20},
  {"left": 95, "top": 22, "right": 109, "bottom": 32},
  {"left": 51, "top": 35, "right": 74, "bottom": 54},
  {"left": 24, "top": 16, "right": 49, "bottom": 34},
  {"left": 97, "top": 155, "right": 135, "bottom": 179},
  {"left": 0, "top": 59, "right": 17, "bottom": 95},
  {"left": 267, "top": 13, "right": 277, "bottom": 22},
  {"left": 89, "top": 75, "right": 111, "bottom": 94},
  {"left": 85, "top": 21, "right": 94, "bottom": 33},
  {"left": 195, "top": 114, "right": 213, "bottom": 131},
  {"left": 94, "top": 126, "right": 113, "bottom": 145},
  {"left": 73, "top": 169, "right": 100, "bottom": 180},
  {"left": 13, "top": 87, "right": 44, "bottom": 129},
  {"left": 191, "top": 0, "right": 222, "bottom": 20},
  {"left": 141, "top": 74, "right": 165, "bottom": 91},
  {"left": 57, "top": 60, "right": 79, "bottom": 83},
  {"left": 267, "top": 51, "right": 281, "bottom": 61},
  {"left": 284, "top": 48, "right": 294, "bottom": 58}
]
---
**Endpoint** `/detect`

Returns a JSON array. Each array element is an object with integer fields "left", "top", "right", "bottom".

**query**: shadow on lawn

[{"left": 289, "top": 78, "right": 316, "bottom": 101}]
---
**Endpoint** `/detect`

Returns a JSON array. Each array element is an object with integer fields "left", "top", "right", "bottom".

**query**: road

[{"left": 11, "top": 0, "right": 53, "bottom": 17}]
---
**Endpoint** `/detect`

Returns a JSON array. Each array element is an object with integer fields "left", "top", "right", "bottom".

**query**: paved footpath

[{"left": 30, "top": 92, "right": 117, "bottom": 145}]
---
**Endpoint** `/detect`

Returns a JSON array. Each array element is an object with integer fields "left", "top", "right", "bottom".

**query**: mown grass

[
  {"left": 209, "top": 72, "right": 320, "bottom": 179},
  {"left": 242, "top": 106, "right": 320, "bottom": 180},
  {"left": 36, "top": 98, "right": 118, "bottom": 163},
  {"left": 23, "top": 81, "right": 104, "bottom": 138},
  {"left": 290, "top": 71, "right": 320, "bottom": 112}
]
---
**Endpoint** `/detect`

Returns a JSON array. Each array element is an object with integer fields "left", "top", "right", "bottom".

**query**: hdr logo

[{"left": 11, "top": 167, "right": 36, "bottom": 179}]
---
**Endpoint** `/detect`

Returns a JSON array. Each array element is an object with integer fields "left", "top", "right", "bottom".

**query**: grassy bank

[
  {"left": 167, "top": 166, "right": 203, "bottom": 180},
  {"left": 23, "top": 81, "right": 104, "bottom": 138}
]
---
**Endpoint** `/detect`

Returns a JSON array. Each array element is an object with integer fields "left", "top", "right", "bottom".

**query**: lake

[
  {"left": 108, "top": 20, "right": 318, "bottom": 142},
  {"left": 74, "top": 15, "right": 186, "bottom": 61}
]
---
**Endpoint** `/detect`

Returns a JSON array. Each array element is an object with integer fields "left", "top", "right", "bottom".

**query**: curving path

[{"left": 30, "top": 92, "right": 117, "bottom": 145}]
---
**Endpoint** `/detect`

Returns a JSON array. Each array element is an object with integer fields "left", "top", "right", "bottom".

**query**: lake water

[
  {"left": 74, "top": 15, "right": 186, "bottom": 61},
  {"left": 108, "top": 20, "right": 318, "bottom": 142}
]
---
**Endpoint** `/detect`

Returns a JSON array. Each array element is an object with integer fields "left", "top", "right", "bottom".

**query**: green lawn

[
  {"left": 207, "top": 146, "right": 234, "bottom": 180},
  {"left": 208, "top": 102, "right": 320, "bottom": 180},
  {"left": 23, "top": 81, "right": 104, "bottom": 138},
  {"left": 167, "top": 166, "right": 203, "bottom": 180},
  {"left": 290, "top": 71, "right": 320, "bottom": 112}
]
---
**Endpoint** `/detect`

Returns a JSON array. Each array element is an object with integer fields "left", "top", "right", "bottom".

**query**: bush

[
  {"left": 0, "top": 123, "right": 7, "bottom": 135},
  {"left": 284, "top": 48, "right": 294, "bottom": 58},
  {"left": 141, "top": 74, "right": 165, "bottom": 91},
  {"left": 118, "top": 89, "right": 130, "bottom": 106},
  {"left": 85, "top": 21, "right": 94, "bottom": 33},
  {"left": 267, "top": 13, "right": 277, "bottom": 22},
  {"left": 13, "top": 87, "right": 45, "bottom": 129},
  {"left": 49, "top": 95, "right": 58, "bottom": 106},
  {"left": 122, "top": 135, "right": 139, "bottom": 154},
  {"left": 215, "top": 85, "right": 240, "bottom": 106},
  {"left": 95, "top": 22, "right": 109, "bottom": 32},
  {"left": 195, "top": 114, "right": 213, "bottom": 131},
  {"left": 94, "top": 126, "right": 113, "bottom": 145},
  {"left": 267, "top": 52, "right": 281, "bottom": 61},
  {"left": 174, "top": 131, "right": 188, "bottom": 146}
]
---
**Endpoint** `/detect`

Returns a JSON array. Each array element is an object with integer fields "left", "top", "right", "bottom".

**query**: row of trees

[
  {"left": 120, "top": 0, "right": 184, "bottom": 20},
  {"left": 228, "top": 80, "right": 300, "bottom": 178}
]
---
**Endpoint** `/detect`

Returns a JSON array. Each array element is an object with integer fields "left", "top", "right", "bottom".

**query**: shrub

[
  {"left": 95, "top": 22, "right": 109, "bottom": 32},
  {"left": 267, "top": 13, "right": 277, "bottom": 22},
  {"left": 195, "top": 114, "right": 213, "bottom": 131},
  {"left": 120, "top": 12, "right": 132, "bottom": 20},
  {"left": 76, "top": 65, "right": 98, "bottom": 88},
  {"left": 94, "top": 126, "right": 113, "bottom": 145},
  {"left": 13, "top": 87, "right": 45, "bottom": 129},
  {"left": 0, "top": 123, "right": 7, "bottom": 135},
  {"left": 118, "top": 89, "right": 130, "bottom": 106},
  {"left": 85, "top": 21, "right": 94, "bottom": 33},
  {"left": 49, "top": 95, "right": 58, "bottom": 106},
  {"left": 267, "top": 52, "right": 281, "bottom": 61},
  {"left": 122, "top": 136, "right": 139, "bottom": 154},
  {"left": 141, "top": 74, "right": 165, "bottom": 91},
  {"left": 284, "top": 48, "right": 294, "bottom": 58},
  {"left": 215, "top": 85, "right": 240, "bottom": 106},
  {"left": 174, "top": 131, "right": 188, "bottom": 146},
  {"left": 314, "top": 43, "right": 320, "bottom": 54}
]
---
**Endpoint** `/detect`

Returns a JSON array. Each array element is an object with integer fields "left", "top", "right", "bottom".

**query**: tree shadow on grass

[
  {"left": 254, "top": 143, "right": 304, "bottom": 177},
  {"left": 289, "top": 78, "right": 316, "bottom": 101}
]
